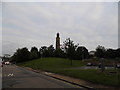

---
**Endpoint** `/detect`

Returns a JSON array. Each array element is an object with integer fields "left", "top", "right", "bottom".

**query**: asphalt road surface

[{"left": 2, "top": 65, "right": 87, "bottom": 89}]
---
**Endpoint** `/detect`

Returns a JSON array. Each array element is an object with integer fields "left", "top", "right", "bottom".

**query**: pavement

[{"left": 21, "top": 66, "right": 120, "bottom": 90}]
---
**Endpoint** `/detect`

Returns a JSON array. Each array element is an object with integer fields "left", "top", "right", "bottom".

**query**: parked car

[
  {"left": 86, "top": 62, "right": 92, "bottom": 66},
  {"left": 5, "top": 61, "right": 10, "bottom": 65}
]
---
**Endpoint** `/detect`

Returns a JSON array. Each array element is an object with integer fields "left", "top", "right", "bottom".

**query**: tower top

[{"left": 57, "top": 33, "right": 59, "bottom": 38}]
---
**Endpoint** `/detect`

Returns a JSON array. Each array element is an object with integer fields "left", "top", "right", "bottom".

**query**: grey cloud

[{"left": 2, "top": 2, "right": 118, "bottom": 55}]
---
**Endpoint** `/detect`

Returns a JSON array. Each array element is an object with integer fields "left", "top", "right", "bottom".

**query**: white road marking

[{"left": 8, "top": 73, "right": 13, "bottom": 76}]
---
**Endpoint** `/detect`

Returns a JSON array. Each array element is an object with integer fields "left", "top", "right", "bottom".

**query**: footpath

[{"left": 20, "top": 66, "right": 120, "bottom": 90}]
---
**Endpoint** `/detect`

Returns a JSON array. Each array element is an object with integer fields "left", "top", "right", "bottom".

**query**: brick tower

[{"left": 56, "top": 33, "right": 60, "bottom": 49}]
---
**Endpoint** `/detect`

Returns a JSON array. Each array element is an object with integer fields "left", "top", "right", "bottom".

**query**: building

[
  {"left": 89, "top": 51, "right": 96, "bottom": 56},
  {"left": 56, "top": 33, "right": 60, "bottom": 49}
]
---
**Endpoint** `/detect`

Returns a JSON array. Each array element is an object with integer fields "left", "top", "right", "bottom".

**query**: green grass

[
  {"left": 54, "top": 69, "right": 119, "bottom": 86},
  {"left": 18, "top": 57, "right": 120, "bottom": 87},
  {"left": 18, "top": 57, "right": 85, "bottom": 71}
]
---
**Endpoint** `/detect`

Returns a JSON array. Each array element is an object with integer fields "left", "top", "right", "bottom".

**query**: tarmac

[{"left": 20, "top": 66, "right": 120, "bottom": 90}]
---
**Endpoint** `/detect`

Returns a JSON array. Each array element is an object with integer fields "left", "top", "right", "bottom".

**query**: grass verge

[{"left": 18, "top": 57, "right": 120, "bottom": 87}]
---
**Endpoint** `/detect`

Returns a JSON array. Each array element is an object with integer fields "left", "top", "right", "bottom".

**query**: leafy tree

[
  {"left": 95, "top": 45, "right": 106, "bottom": 58},
  {"left": 63, "top": 38, "right": 78, "bottom": 59},
  {"left": 31, "top": 47, "right": 38, "bottom": 52},
  {"left": 62, "top": 38, "right": 78, "bottom": 65},
  {"left": 75, "top": 47, "right": 82, "bottom": 60},
  {"left": 116, "top": 48, "right": 120, "bottom": 58},
  {"left": 12, "top": 47, "right": 30, "bottom": 63},
  {"left": 54, "top": 49, "right": 66, "bottom": 58},
  {"left": 30, "top": 47, "right": 39, "bottom": 60},
  {"left": 105, "top": 49, "right": 116, "bottom": 59},
  {"left": 40, "top": 46, "right": 49, "bottom": 57},
  {"left": 82, "top": 47, "right": 90, "bottom": 59},
  {"left": 47, "top": 45, "right": 55, "bottom": 57},
  {"left": 75, "top": 46, "right": 89, "bottom": 60},
  {"left": 105, "top": 48, "right": 120, "bottom": 59},
  {"left": 2, "top": 54, "right": 11, "bottom": 61}
]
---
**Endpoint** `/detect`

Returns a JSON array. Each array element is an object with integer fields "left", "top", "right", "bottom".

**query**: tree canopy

[
  {"left": 12, "top": 47, "right": 30, "bottom": 63},
  {"left": 95, "top": 45, "right": 106, "bottom": 58},
  {"left": 30, "top": 46, "right": 39, "bottom": 60},
  {"left": 11, "top": 39, "right": 120, "bottom": 63}
]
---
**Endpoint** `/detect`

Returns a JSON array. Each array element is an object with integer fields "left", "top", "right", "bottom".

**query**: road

[{"left": 2, "top": 65, "right": 87, "bottom": 89}]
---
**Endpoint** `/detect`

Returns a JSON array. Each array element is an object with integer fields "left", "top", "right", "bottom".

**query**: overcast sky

[{"left": 1, "top": 2, "right": 118, "bottom": 56}]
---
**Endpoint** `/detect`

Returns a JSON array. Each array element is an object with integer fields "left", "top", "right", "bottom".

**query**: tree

[
  {"left": 2, "top": 54, "right": 11, "bottom": 61},
  {"left": 116, "top": 48, "right": 120, "bottom": 58},
  {"left": 105, "top": 48, "right": 120, "bottom": 59},
  {"left": 95, "top": 45, "right": 106, "bottom": 58},
  {"left": 75, "top": 46, "right": 89, "bottom": 60},
  {"left": 63, "top": 38, "right": 78, "bottom": 59},
  {"left": 40, "top": 46, "right": 49, "bottom": 57},
  {"left": 62, "top": 38, "right": 78, "bottom": 65},
  {"left": 47, "top": 45, "right": 55, "bottom": 57},
  {"left": 31, "top": 47, "right": 38, "bottom": 52},
  {"left": 12, "top": 47, "right": 30, "bottom": 63},
  {"left": 54, "top": 49, "right": 66, "bottom": 58},
  {"left": 105, "top": 49, "right": 116, "bottom": 59},
  {"left": 30, "top": 47, "right": 39, "bottom": 60},
  {"left": 82, "top": 47, "right": 90, "bottom": 59},
  {"left": 95, "top": 45, "right": 106, "bottom": 72}
]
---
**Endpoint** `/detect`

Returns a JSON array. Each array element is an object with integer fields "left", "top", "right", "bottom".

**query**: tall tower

[{"left": 56, "top": 33, "right": 60, "bottom": 50}]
